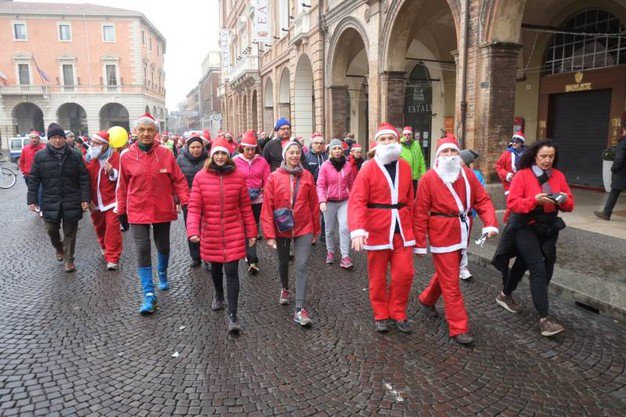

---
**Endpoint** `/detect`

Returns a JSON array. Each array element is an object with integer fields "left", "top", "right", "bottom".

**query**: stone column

[
  {"left": 328, "top": 85, "right": 348, "bottom": 139},
  {"left": 475, "top": 42, "right": 522, "bottom": 182},
  {"left": 380, "top": 71, "right": 407, "bottom": 128}
]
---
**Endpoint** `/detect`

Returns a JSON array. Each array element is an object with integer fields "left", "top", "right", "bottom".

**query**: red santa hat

[
  {"left": 310, "top": 132, "right": 324, "bottom": 142},
  {"left": 374, "top": 122, "right": 399, "bottom": 141},
  {"left": 92, "top": 131, "right": 110, "bottom": 143},
  {"left": 351, "top": 143, "right": 363, "bottom": 150},
  {"left": 210, "top": 136, "right": 231, "bottom": 157},
  {"left": 511, "top": 131, "right": 525, "bottom": 143},
  {"left": 162, "top": 130, "right": 170, "bottom": 136},
  {"left": 202, "top": 129, "right": 211, "bottom": 141},
  {"left": 28, "top": 129, "right": 41, "bottom": 138},
  {"left": 402, "top": 126, "right": 413, "bottom": 135},
  {"left": 435, "top": 133, "right": 460, "bottom": 156},
  {"left": 134, "top": 112, "right": 158, "bottom": 128},
  {"left": 241, "top": 130, "right": 258, "bottom": 148}
]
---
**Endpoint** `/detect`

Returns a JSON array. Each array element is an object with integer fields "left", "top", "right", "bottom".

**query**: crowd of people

[{"left": 21, "top": 110, "right": 601, "bottom": 343}]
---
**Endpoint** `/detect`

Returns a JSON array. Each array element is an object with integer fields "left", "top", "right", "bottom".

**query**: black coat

[
  {"left": 611, "top": 136, "right": 626, "bottom": 190},
  {"left": 176, "top": 146, "right": 208, "bottom": 188},
  {"left": 27, "top": 144, "right": 90, "bottom": 223}
]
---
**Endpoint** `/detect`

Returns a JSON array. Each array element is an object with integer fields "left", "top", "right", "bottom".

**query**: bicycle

[{"left": 0, "top": 152, "right": 18, "bottom": 189}]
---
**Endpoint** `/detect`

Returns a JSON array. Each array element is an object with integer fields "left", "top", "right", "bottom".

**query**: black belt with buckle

[
  {"left": 367, "top": 203, "right": 407, "bottom": 209},
  {"left": 431, "top": 212, "right": 468, "bottom": 222}
]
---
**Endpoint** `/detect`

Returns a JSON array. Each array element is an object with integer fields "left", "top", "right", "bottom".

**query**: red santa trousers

[
  {"left": 91, "top": 209, "right": 122, "bottom": 264},
  {"left": 366, "top": 233, "right": 415, "bottom": 321},
  {"left": 419, "top": 250, "right": 468, "bottom": 337}
]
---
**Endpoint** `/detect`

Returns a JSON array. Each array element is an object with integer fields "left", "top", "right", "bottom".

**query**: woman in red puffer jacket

[{"left": 187, "top": 137, "right": 257, "bottom": 334}]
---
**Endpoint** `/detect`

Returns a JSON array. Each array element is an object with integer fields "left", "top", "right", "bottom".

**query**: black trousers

[
  {"left": 45, "top": 219, "right": 79, "bottom": 263},
  {"left": 210, "top": 261, "right": 240, "bottom": 317},
  {"left": 182, "top": 206, "right": 201, "bottom": 262},
  {"left": 130, "top": 222, "right": 171, "bottom": 267},
  {"left": 602, "top": 188, "right": 623, "bottom": 217},
  {"left": 504, "top": 226, "right": 557, "bottom": 318}
]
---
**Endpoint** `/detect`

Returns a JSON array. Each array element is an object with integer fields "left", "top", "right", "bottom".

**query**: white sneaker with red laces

[
  {"left": 294, "top": 308, "right": 312, "bottom": 327},
  {"left": 279, "top": 289, "right": 290, "bottom": 305}
]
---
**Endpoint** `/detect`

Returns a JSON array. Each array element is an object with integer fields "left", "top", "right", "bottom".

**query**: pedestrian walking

[
  {"left": 304, "top": 132, "right": 328, "bottom": 182},
  {"left": 187, "top": 136, "right": 257, "bottom": 334},
  {"left": 262, "top": 118, "right": 292, "bottom": 171},
  {"left": 233, "top": 130, "right": 271, "bottom": 275},
  {"left": 495, "top": 131, "right": 526, "bottom": 198},
  {"left": 348, "top": 123, "right": 416, "bottom": 334},
  {"left": 400, "top": 126, "right": 426, "bottom": 193},
  {"left": 261, "top": 140, "right": 320, "bottom": 327},
  {"left": 116, "top": 113, "right": 190, "bottom": 315},
  {"left": 27, "top": 123, "right": 91, "bottom": 273},
  {"left": 492, "top": 139, "right": 574, "bottom": 337},
  {"left": 348, "top": 143, "right": 365, "bottom": 172},
  {"left": 414, "top": 134, "right": 499, "bottom": 345},
  {"left": 85, "top": 131, "right": 122, "bottom": 271},
  {"left": 19, "top": 130, "right": 45, "bottom": 215},
  {"left": 317, "top": 138, "right": 356, "bottom": 268},
  {"left": 594, "top": 114, "right": 626, "bottom": 221},
  {"left": 176, "top": 133, "right": 209, "bottom": 267}
]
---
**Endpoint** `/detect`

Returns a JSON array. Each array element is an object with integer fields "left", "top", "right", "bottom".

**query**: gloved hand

[{"left": 118, "top": 214, "right": 129, "bottom": 231}]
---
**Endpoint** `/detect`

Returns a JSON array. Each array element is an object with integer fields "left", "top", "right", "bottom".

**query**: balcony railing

[
  {"left": 229, "top": 55, "right": 259, "bottom": 84},
  {"left": 290, "top": 9, "right": 310, "bottom": 45},
  {"left": 0, "top": 84, "right": 166, "bottom": 97},
  {"left": 0, "top": 85, "right": 48, "bottom": 95}
]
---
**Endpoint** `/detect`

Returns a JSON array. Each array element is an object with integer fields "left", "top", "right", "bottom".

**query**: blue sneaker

[{"left": 139, "top": 293, "right": 157, "bottom": 315}]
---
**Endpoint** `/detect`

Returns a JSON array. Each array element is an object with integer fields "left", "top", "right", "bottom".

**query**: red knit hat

[
  {"left": 402, "top": 126, "right": 413, "bottom": 135},
  {"left": 92, "top": 131, "right": 110, "bottom": 143},
  {"left": 435, "top": 133, "right": 460, "bottom": 156},
  {"left": 241, "top": 130, "right": 258, "bottom": 148},
  {"left": 210, "top": 136, "right": 231, "bottom": 157},
  {"left": 310, "top": 132, "right": 324, "bottom": 141},
  {"left": 511, "top": 131, "right": 525, "bottom": 143},
  {"left": 374, "top": 123, "right": 399, "bottom": 141}
]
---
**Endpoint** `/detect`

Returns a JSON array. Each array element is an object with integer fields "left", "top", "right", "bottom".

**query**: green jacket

[{"left": 400, "top": 138, "right": 426, "bottom": 180}]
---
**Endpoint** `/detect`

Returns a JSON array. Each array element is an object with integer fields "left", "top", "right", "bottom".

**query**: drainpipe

[
  {"left": 459, "top": 0, "right": 469, "bottom": 148},
  {"left": 318, "top": 0, "right": 326, "bottom": 136}
]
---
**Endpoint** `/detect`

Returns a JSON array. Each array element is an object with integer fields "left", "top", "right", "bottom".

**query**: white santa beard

[
  {"left": 435, "top": 155, "right": 462, "bottom": 183},
  {"left": 375, "top": 142, "right": 402, "bottom": 165}
]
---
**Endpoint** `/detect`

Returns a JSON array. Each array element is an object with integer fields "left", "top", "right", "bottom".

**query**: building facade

[
  {"left": 0, "top": 1, "right": 167, "bottom": 141},
  {"left": 220, "top": 0, "right": 626, "bottom": 187},
  {"left": 198, "top": 51, "right": 222, "bottom": 137}
]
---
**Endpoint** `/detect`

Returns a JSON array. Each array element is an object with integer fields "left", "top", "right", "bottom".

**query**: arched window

[{"left": 544, "top": 8, "right": 626, "bottom": 75}]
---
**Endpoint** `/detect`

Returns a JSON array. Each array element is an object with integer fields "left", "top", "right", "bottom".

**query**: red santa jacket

[
  {"left": 507, "top": 167, "right": 574, "bottom": 215},
  {"left": 348, "top": 157, "right": 415, "bottom": 250},
  {"left": 86, "top": 150, "right": 120, "bottom": 212},
  {"left": 186, "top": 163, "right": 257, "bottom": 263},
  {"left": 19, "top": 142, "right": 45, "bottom": 175},
  {"left": 495, "top": 149, "right": 522, "bottom": 194},
  {"left": 413, "top": 166, "right": 498, "bottom": 254},
  {"left": 260, "top": 167, "right": 321, "bottom": 239},
  {"left": 116, "top": 142, "right": 189, "bottom": 224}
]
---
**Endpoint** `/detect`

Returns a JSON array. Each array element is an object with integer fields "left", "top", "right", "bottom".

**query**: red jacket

[
  {"left": 507, "top": 167, "right": 574, "bottom": 215},
  {"left": 413, "top": 166, "right": 498, "bottom": 254},
  {"left": 495, "top": 149, "right": 522, "bottom": 194},
  {"left": 86, "top": 151, "right": 120, "bottom": 212},
  {"left": 348, "top": 158, "right": 415, "bottom": 250},
  {"left": 186, "top": 164, "right": 257, "bottom": 263},
  {"left": 261, "top": 167, "right": 321, "bottom": 239},
  {"left": 19, "top": 143, "right": 45, "bottom": 175},
  {"left": 117, "top": 142, "right": 189, "bottom": 224}
]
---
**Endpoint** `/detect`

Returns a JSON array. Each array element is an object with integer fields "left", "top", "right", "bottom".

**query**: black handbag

[{"left": 273, "top": 177, "right": 300, "bottom": 233}]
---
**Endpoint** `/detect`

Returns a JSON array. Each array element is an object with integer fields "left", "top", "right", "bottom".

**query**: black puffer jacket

[
  {"left": 27, "top": 144, "right": 90, "bottom": 223},
  {"left": 176, "top": 146, "right": 208, "bottom": 188},
  {"left": 611, "top": 136, "right": 626, "bottom": 190}
]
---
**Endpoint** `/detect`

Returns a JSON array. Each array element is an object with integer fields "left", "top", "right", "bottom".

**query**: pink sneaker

[
  {"left": 294, "top": 308, "right": 312, "bottom": 327},
  {"left": 325, "top": 251, "right": 335, "bottom": 264},
  {"left": 279, "top": 289, "right": 290, "bottom": 305},
  {"left": 340, "top": 257, "right": 354, "bottom": 269}
]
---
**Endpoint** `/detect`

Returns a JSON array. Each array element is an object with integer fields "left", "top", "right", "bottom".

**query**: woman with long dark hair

[{"left": 492, "top": 139, "right": 574, "bottom": 337}]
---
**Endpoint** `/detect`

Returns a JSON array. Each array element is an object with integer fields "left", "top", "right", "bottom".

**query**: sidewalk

[{"left": 469, "top": 188, "right": 626, "bottom": 320}]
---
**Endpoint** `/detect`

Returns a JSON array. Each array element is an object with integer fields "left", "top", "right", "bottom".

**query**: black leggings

[
  {"left": 210, "top": 261, "right": 240, "bottom": 316},
  {"left": 504, "top": 226, "right": 557, "bottom": 318},
  {"left": 130, "top": 222, "right": 171, "bottom": 267}
]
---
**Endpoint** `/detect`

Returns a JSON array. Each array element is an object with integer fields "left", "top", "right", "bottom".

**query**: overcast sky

[{"left": 20, "top": 0, "right": 220, "bottom": 110}]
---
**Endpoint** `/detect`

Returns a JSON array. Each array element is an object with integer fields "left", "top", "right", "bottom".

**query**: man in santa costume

[
  {"left": 348, "top": 123, "right": 416, "bottom": 333},
  {"left": 414, "top": 134, "right": 499, "bottom": 345},
  {"left": 495, "top": 131, "right": 526, "bottom": 197},
  {"left": 85, "top": 131, "right": 122, "bottom": 270}
]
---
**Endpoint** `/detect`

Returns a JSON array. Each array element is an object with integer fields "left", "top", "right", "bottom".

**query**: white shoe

[
  {"left": 101, "top": 248, "right": 106, "bottom": 256},
  {"left": 106, "top": 262, "right": 118, "bottom": 271},
  {"left": 459, "top": 268, "right": 473, "bottom": 280},
  {"left": 39, "top": 211, "right": 43, "bottom": 217}
]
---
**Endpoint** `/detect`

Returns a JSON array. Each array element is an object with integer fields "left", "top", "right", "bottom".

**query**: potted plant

[{"left": 601, "top": 146, "right": 616, "bottom": 192}]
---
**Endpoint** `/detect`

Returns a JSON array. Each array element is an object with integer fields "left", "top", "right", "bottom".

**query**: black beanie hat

[
  {"left": 47, "top": 123, "right": 66, "bottom": 139},
  {"left": 186, "top": 136, "right": 204, "bottom": 147}
]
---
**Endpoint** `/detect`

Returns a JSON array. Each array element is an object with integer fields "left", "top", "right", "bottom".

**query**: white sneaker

[
  {"left": 459, "top": 268, "right": 473, "bottom": 280},
  {"left": 106, "top": 262, "right": 118, "bottom": 271},
  {"left": 39, "top": 211, "right": 43, "bottom": 218}
]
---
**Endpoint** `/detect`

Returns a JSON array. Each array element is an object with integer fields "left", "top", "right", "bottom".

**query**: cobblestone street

[{"left": 1, "top": 180, "right": 625, "bottom": 416}]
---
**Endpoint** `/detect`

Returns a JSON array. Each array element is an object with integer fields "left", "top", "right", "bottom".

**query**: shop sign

[{"left": 565, "top": 72, "right": 591, "bottom": 92}]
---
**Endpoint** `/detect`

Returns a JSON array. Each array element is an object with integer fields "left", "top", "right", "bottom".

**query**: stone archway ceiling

[{"left": 330, "top": 27, "right": 368, "bottom": 85}]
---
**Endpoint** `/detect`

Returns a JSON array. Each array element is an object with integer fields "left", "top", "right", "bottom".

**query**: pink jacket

[
  {"left": 317, "top": 159, "right": 356, "bottom": 203},
  {"left": 233, "top": 154, "right": 271, "bottom": 204}
]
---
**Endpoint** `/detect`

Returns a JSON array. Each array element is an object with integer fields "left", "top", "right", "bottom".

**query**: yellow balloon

[{"left": 108, "top": 126, "right": 128, "bottom": 148}]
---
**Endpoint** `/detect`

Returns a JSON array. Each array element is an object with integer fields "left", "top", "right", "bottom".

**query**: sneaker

[
  {"left": 459, "top": 268, "right": 473, "bottom": 280},
  {"left": 496, "top": 291, "right": 523, "bottom": 313},
  {"left": 211, "top": 295, "right": 224, "bottom": 311},
  {"left": 227, "top": 314, "right": 241, "bottom": 334},
  {"left": 452, "top": 332, "right": 474, "bottom": 345},
  {"left": 106, "top": 262, "right": 118, "bottom": 271},
  {"left": 39, "top": 211, "right": 43, "bottom": 218},
  {"left": 325, "top": 251, "right": 335, "bottom": 264},
  {"left": 202, "top": 261, "right": 211, "bottom": 271},
  {"left": 593, "top": 211, "right": 610, "bottom": 221},
  {"left": 375, "top": 320, "right": 389, "bottom": 332},
  {"left": 340, "top": 257, "right": 353, "bottom": 269},
  {"left": 64, "top": 262, "right": 75, "bottom": 273},
  {"left": 294, "top": 308, "right": 312, "bottom": 327},
  {"left": 189, "top": 259, "right": 201, "bottom": 268},
  {"left": 395, "top": 320, "right": 413, "bottom": 333},
  {"left": 139, "top": 293, "right": 157, "bottom": 315},
  {"left": 539, "top": 318, "right": 565, "bottom": 337},
  {"left": 248, "top": 263, "right": 259, "bottom": 275},
  {"left": 55, "top": 249, "right": 64, "bottom": 262},
  {"left": 419, "top": 300, "right": 439, "bottom": 318},
  {"left": 279, "top": 289, "right": 290, "bottom": 305}
]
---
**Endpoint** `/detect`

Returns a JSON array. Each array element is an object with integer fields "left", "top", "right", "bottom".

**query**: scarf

[
  {"left": 280, "top": 161, "right": 304, "bottom": 176},
  {"left": 138, "top": 142, "right": 153, "bottom": 153},
  {"left": 532, "top": 165, "right": 552, "bottom": 193},
  {"left": 209, "top": 160, "right": 235, "bottom": 174},
  {"left": 48, "top": 144, "right": 67, "bottom": 166},
  {"left": 183, "top": 146, "right": 207, "bottom": 164},
  {"left": 330, "top": 155, "right": 346, "bottom": 171}
]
